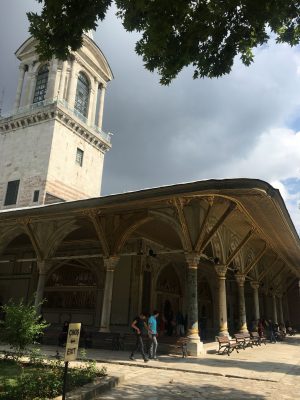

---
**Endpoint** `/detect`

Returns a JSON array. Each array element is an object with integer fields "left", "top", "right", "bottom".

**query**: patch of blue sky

[
  {"left": 281, "top": 178, "right": 300, "bottom": 195},
  {"left": 286, "top": 114, "right": 300, "bottom": 131}
]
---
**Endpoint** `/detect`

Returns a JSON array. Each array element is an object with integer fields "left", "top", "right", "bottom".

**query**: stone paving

[
  {"left": 92, "top": 335, "right": 300, "bottom": 400},
  {"left": 2, "top": 335, "right": 299, "bottom": 399}
]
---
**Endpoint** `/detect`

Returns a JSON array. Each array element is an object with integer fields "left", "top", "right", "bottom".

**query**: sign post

[{"left": 62, "top": 323, "right": 81, "bottom": 400}]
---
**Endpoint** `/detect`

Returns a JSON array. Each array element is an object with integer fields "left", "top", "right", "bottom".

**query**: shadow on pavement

[{"left": 95, "top": 381, "right": 268, "bottom": 399}]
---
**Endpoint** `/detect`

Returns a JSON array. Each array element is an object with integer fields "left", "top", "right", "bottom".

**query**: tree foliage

[
  {"left": 0, "top": 299, "right": 48, "bottom": 356},
  {"left": 28, "top": 1, "right": 300, "bottom": 84}
]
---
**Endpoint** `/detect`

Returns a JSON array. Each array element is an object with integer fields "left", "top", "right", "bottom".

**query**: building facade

[{"left": 0, "top": 36, "right": 299, "bottom": 357}]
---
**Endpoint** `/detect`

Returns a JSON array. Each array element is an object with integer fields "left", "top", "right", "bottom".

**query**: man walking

[
  {"left": 130, "top": 312, "right": 149, "bottom": 362},
  {"left": 148, "top": 310, "right": 159, "bottom": 360}
]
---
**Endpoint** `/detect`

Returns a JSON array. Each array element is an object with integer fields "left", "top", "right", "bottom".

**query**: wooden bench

[
  {"left": 216, "top": 336, "right": 239, "bottom": 356},
  {"left": 234, "top": 333, "right": 253, "bottom": 349},
  {"left": 177, "top": 337, "right": 188, "bottom": 358},
  {"left": 250, "top": 331, "right": 267, "bottom": 346},
  {"left": 243, "top": 332, "right": 255, "bottom": 348},
  {"left": 167, "top": 337, "right": 188, "bottom": 358}
]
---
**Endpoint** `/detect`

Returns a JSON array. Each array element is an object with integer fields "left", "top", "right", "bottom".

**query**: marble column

[
  {"left": 278, "top": 295, "right": 284, "bottom": 325},
  {"left": 66, "top": 58, "right": 77, "bottom": 107},
  {"left": 235, "top": 274, "right": 248, "bottom": 333},
  {"left": 272, "top": 294, "right": 278, "bottom": 324},
  {"left": 58, "top": 60, "right": 67, "bottom": 100},
  {"left": 13, "top": 64, "right": 26, "bottom": 110},
  {"left": 215, "top": 264, "right": 229, "bottom": 336},
  {"left": 88, "top": 78, "right": 98, "bottom": 126},
  {"left": 34, "top": 260, "right": 47, "bottom": 314},
  {"left": 22, "top": 64, "right": 35, "bottom": 106},
  {"left": 99, "top": 256, "right": 120, "bottom": 332},
  {"left": 185, "top": 253, "right": 205, "bottom": 356},
  {"left": 45, "top": 59, "right": 58, "bottom": 100},
  {"left": 94, "top": 288, "right": 103, "bottom": 328},
  {"left": 250, "top": 281, "right": 260, "bottom": 322},
  {"left": 97, "top": 83, "right": 106, "bottom": 129}
]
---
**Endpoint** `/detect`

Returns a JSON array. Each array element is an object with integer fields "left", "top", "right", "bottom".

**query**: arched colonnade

[{"left": 0, "top": 183, "right": 298, "bottom": 356}]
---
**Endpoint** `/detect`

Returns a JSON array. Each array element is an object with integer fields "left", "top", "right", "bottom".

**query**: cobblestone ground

[
  {"left": 2, "top": 336, "right": 298, "bottom": 399},
  {"left": 94, "top": 336, "right": 300, "bottom": 400},
  {"left": 98, "top": 363, "right": 300, "bottom": 400}
]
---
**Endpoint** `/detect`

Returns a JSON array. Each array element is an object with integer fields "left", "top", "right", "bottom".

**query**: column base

[
  {"left": 218, "top": 330, "right": 229, "bottom": 337},
  {"left": 99, "top": 327, "right": 110, "bottom": 333},
  {"left": 187, "top": 336, "right": 206, "bottom": 356}
]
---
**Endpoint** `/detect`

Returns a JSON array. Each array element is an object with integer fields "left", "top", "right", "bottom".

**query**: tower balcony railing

[{"left": 0, "top": 98, "right": 112, "bottom": 144}]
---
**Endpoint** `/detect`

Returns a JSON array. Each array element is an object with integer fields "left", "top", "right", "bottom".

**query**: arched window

[
  {"left": 74, "top": 72, "right": 89, "bottom": 118},
  {"left": 33, "top": 64, "right": 49, "bottom": 103}
]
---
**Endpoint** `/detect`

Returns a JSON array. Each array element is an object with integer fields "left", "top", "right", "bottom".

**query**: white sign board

[{"left": 64, "top": 323, "right": 81, "bottom": 362}]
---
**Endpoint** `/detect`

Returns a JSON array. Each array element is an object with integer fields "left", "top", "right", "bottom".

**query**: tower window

[
  {"left": 33, "top": 190, "right": 40, "bottom": 202},
  {"left": 4, "top": 180, "right": 20, "bottom": 206},
  {"left": 33, "top": 64, "right": 49, "bottom": 104},
  {"left": 74, "top": 72, "right": 90, "bottom": 118},
  {"left": 76, "top": 148, "right": 84, "bottom": 166}
]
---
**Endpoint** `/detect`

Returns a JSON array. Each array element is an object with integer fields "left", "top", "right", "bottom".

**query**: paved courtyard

[
  {"left": 93, "top": 335, "right": 300, "bottom": 399},
  {"left": 2, "top": 335, "right": 299, "bottom": 399}
]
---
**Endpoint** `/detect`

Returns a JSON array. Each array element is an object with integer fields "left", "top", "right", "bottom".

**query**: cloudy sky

[{"left": 1, "top": 1, "right": 300, "bottom": 233}]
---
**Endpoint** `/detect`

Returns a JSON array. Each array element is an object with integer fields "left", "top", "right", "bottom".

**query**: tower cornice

[{"left": 0, "top": 98, "right": 112, "bottom": 153}]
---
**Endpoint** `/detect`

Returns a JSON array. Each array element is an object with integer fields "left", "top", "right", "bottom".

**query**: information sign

[{"left": 64, "top": 323, "right": 81, "bottom": 362}]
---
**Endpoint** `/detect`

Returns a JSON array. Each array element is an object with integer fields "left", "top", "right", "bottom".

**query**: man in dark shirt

[{"left": 130, "top": 312, "right": 149, "bottom": 362}]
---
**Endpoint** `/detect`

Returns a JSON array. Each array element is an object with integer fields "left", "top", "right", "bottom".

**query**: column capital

[
  {"left": 99, "top": 82, "right": 107, "bottom": 90},
  {"left": 185, "top": 253, "right": 200, "bottom": 269},
  {"left": 19, "top": 63, "right": 27, "bottom": 72},
  {"left": 103, "top": 256, "right": 120, "bottom": 271},
  {"left": 235, "top": 273, "right": 246, "bottom": 286},
  {"left": 250, "top": 280, "right": 260, "bottom": 290},
  {"left": 215, "top": 264, "right": 227, "bottom": 278}
]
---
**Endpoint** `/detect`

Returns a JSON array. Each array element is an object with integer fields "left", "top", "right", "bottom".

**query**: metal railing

[
  {"left": 0, "top": 98, "right": 56, "bottom": 119},
  {"left": 0, "top": 98, "right": 112, "bottom": 144}
]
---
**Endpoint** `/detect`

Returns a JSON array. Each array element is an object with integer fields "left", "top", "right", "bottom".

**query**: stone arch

[
  {"left": 43, "top": 220, "right": 80, "bottom": 258},
  {"left": 204, "top": 216, "right": 226, "bottom": 262},
  {"left": 113, "top": 215, "right": 154, "bottom": 254},
  {"left": 244, "top": 248, "right": 255, "bottom": 274},
  {"left": 210, "top": 230, "right": 226, "bottom": 263},
  {"left": 43, "top": 259, "right": 104, "bottom": 326},
  {"left": 77, "top": 69, "right": 92, "bottom": 86},
  {"left": 155, "top": 263, "right": 183, "bottom": 333},
  {"left": 113, "top": 211, "right": 186, "bottom": 255},
  {"left": 228, "top": 234, "right": 243, "bottom": 271},
  {"left": 149, "top": 210, "right": 186, "bottom": 249},
  {"left": 0, "top": 225, "right": 27, "bottom": 255},
  {"left": 0, "top": 230, "right": 36, "bottom": 304}
]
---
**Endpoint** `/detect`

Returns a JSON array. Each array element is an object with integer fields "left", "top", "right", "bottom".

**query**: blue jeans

[
  {"left": 270, "top": 331, "right": 276, "bottom": 342},
  {"left": 149, "top": 334, "right": 158, "bottom": 358}
]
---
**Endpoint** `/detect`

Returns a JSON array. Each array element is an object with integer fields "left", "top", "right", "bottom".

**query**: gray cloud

[{"left": 1, "top": 2, "right": 300, "bottom": 234}]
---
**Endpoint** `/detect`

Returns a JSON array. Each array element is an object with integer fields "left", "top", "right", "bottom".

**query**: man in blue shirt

[{"left": 148, "top": 310, "right": 159, "bottom": 360}]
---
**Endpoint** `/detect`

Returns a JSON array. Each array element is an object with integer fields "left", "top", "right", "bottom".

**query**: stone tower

[{"left": 0, "top": 34, "right": 113, "bottom": 209}]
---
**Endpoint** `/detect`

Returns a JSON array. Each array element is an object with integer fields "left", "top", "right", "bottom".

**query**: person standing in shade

[
  {"left": 148, "top": 310, "right": 159, "bottom": 360},
  {"left": 130, "top": 312, "right": 149, "bottom": 362},
  {"left": 176, "top": 311, "right": 185, "bottom": 337}
]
